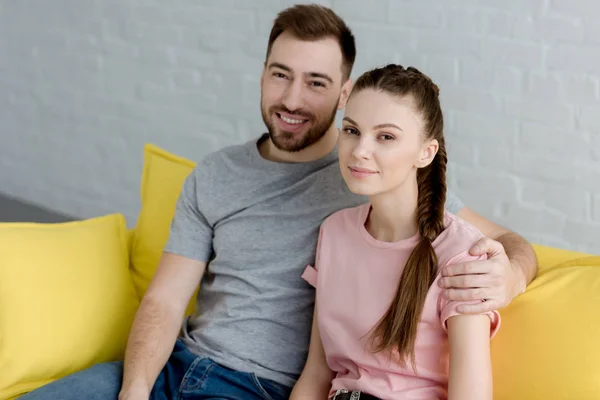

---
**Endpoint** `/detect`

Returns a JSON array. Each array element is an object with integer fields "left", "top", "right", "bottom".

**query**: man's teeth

[{"left": 280, "top": 115, "right": 305, "bottom": 124}]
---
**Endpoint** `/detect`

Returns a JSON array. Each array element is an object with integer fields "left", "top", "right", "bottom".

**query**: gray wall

[{"left": 1, "top": 0, "right": 599, "bottom": 253}]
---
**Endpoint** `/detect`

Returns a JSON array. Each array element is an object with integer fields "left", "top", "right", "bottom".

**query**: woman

[{"left": 290, "top": 65, "right": 500, "bottom": 400}]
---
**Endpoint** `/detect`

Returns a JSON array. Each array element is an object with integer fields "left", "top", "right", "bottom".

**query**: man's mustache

[{"left": 269, "top": 106, "right": 313, "bottom": 119}]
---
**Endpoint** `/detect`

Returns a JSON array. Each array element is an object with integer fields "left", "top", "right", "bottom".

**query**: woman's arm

[
  {"left": 447, "top": 314, "right": 493, "bottom": 400},
  {"left": 290, "top": 306, "right": 334, "bottom": 399}
]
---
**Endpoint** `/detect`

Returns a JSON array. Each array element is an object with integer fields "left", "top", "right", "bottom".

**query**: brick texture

[{"left": 0, "top": 0, "right": 598, "bottom": 254}]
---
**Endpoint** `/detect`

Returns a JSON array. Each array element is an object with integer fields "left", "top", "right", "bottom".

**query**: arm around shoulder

[
  {"left": 456, "top": 207, "right": 537, "bottom": 285},
  {"left": 447, "top": 314, "right": 494, "bottom": 400}
]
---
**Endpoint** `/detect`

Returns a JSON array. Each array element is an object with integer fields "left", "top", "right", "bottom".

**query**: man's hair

[{"left": 265, "top": 4, "right": 356, "bottom": 81}]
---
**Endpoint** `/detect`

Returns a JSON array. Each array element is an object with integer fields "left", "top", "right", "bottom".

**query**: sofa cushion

[
  {"left": 491, "top": 255, "right": 600, "bottom": 400},
  {"left": 531, "top": 243, "right": 592, "bottom": 274},
  {"left": 0, "top": 214, "right": 139, "bottom": 400},
  {"left": 129, "top": 144, "right": 600, "bottom": 398},
  {"left": 130, "top": 143, "right": 197, "bottom": 316}
]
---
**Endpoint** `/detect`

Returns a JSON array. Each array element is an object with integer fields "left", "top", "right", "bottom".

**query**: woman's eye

[
  {"left": 380, "top": 134, "right": 395, "bottom": 141},
  {"left": 343, "top": 127, "right": 359, "bottom": 136}
]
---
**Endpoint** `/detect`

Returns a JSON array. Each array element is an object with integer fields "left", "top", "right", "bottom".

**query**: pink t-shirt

[{"left": 301, "top": 204, "right": 500, "bottom": 400}]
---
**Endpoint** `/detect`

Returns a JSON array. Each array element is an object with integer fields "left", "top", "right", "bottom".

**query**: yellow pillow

[
  {"left": 0, "top": 214, "right": 139, "bottom": 400},
  {"left": 532, "top": 243, "right": 592, "bottom": 275},
  {"left": 491, "top": 255, "right": 600, "bottom": 400},
  {"left": 131, "top": 144, "right": 198, "bottom": 316}
]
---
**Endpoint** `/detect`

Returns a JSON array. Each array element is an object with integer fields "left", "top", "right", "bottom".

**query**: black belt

[{"left": 332, "top": 389, "right": 381, "bottom": 400}]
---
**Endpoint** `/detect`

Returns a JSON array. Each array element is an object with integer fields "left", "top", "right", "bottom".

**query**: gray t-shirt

[{"left": 164, "top": 134, "right": 464, "bottom": 388}]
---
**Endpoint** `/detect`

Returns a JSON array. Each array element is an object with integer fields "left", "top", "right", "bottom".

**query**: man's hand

[{"left": 438, "top": 237, "right": 527, "bottom": 314}]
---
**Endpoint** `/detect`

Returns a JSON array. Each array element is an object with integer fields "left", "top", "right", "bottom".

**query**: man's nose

[{"left": 281, "top": 79, "right": 305, "bottom": 112}]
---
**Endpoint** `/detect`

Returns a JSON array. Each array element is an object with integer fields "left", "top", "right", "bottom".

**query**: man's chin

[
  {"left": 269, "top": 131, "right": 310, "bottom": 153},
  {"left": 271, "top": 138, "right": 306, "bottom": 153}
]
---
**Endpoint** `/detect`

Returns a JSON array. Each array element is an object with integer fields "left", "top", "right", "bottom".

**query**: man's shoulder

[
  {"left": 201, "top": 141, "right": 250, "bottom": 165},
  {"left": 188, "top": 139, "right": 255, "bottom": 178}
]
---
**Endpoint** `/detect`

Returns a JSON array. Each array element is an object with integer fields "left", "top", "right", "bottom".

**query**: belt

[{"left": 332, "top": 389, "right": 381, "bottom": 400}]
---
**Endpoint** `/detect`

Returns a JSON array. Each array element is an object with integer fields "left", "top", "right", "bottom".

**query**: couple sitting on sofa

[{"left": 22, "top": 4, "right": 537, "bottom": 400}]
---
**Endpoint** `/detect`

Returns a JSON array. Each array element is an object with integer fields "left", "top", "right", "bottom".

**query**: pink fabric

[{"left": 303, "top": 204, "right": 500, "bottom": 400}]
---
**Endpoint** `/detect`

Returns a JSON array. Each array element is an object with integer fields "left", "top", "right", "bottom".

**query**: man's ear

[
  {"left": 416, "top": 139, "right": 439, "bottom": 168},
  {"left": 337, "top": 78, "right": 354, "bottom": 110}
]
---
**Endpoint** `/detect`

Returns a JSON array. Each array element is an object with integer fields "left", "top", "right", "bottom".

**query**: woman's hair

[{"left": 352, "top": 64, "right": 447, "bottom": 369}]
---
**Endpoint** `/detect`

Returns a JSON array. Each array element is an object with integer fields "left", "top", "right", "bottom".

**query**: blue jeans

[{"left": 20, "top": 340, "right": 292, "bottom": 400}]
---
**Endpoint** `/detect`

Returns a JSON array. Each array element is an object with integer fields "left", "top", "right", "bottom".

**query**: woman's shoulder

[
  {"left": 434, "top": 210, "right": 486, "bottom": 264},
  {"left": 443, "top": 210, "right": 485, "bottom": 240},
  {"left": 322, "top": 202, "right": 369, "bottom": 231}
]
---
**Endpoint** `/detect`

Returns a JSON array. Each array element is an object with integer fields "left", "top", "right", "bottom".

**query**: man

[{"left": 22, "top": 4, "right": 536, "bottom": 400}]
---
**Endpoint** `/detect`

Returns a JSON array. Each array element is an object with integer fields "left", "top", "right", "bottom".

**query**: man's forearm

[
  {"left": 120, "top": 296, "right": 184, "bottom": 396},
  {"left": 495, "top": 231, "right": 538, "bottom": 285}
]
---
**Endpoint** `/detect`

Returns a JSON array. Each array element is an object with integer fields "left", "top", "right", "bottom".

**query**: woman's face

[{"left": 338, "top": 88, "right": 437, "bottom": 197}]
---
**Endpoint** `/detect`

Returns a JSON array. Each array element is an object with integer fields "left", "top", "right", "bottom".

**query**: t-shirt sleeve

[
  {"left": 445, "top": 189, "right": 465, "bottom": 215},
  {"left": 301, "top": 224, "right": 325, "bottom": 288},
  {"left": 439, "top": 252, "right": 501, "bottom": 338},
  {"left": 163, "top": 167, "right": 214, "bottom": 262}
]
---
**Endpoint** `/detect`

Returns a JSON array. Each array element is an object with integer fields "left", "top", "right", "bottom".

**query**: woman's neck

[{"left": 367, "top": 179, "right": 419, "bottom": 243}]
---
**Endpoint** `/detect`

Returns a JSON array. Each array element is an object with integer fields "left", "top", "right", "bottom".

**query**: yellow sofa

[{"left": 1, "top": 144, "right": 599, "bottom": 400}]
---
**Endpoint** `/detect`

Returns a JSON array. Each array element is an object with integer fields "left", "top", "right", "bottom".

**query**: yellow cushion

[
  {"left": 130, "top": 144, "right": 198, "bottom": 316},
  {"left": 127, "top": 227, "right": 135, "bottom": 254},
  {"left": 0, "top": 214, "right": 140, "bottom": 400},
  {"left": 532, "top": 243, "right": 592, "bottom": 275},
  {"left": 491, "top": 255, "right": 600, "bottom": 400}
]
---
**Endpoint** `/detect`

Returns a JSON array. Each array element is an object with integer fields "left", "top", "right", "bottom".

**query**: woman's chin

[{"left": 345, "top": 183, "right": 377, "bottom": 197}]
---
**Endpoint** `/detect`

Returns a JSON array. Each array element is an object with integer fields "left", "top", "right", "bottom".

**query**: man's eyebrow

[
  {"left": 268, "top": 62, "right": 292, "bottom": 72},
  {"left": 268, "top": 62, "right": 333, "bottom": 84},
  {"left": 308, "top": 72, "right": 333, "bottom": 84}
]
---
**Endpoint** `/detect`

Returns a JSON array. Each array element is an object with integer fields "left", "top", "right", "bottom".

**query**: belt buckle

[{"left": 333, "top": 389, "right": 361, "bottom": 400}]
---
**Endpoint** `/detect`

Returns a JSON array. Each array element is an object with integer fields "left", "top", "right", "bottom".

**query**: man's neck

[{"left": 259, "top": 125, "right": 339, "bottom": 163}]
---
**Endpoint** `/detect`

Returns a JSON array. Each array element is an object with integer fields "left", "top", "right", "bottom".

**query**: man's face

[{"left": 260, "top": 31, "right": 347, "bottom": 153}]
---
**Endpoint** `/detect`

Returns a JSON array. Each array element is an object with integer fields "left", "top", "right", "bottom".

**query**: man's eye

[{"left": 311, "top": 81, "right": 325, "bottom": 87}]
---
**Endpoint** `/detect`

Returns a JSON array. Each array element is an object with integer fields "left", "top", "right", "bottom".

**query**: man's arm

[
  {"left": 458, "top": 207, "right": 537, "bottom": 284},
  {"left": 118, "top": 253, "right": 206, "bottom": 400},
  {"left": 439, "top": 207, "right": 538, "bottom": 314}
]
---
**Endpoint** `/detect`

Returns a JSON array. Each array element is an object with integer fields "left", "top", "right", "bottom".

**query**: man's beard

[{"left": 260, "top": 99, "right": 339, "bottom": 153}]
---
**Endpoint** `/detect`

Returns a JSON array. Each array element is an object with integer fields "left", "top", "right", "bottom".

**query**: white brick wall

[{"left": 0, "top": 0, "right": 599, "bottom": 254}]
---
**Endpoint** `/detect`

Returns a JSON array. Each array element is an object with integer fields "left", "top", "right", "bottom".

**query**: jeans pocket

[
  {"left": 250, "top": 373, "right": 276, "bottom": 400},
  {"left": 179, "top": 357, "right": 214, "bottom": 394}
]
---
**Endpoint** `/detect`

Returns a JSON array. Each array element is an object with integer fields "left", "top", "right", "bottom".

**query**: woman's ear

[
  {"left": 338, "top": 78, "right": 354, "bottom": 110},
  {"left": 416, "top": 139, "right": 439, "bottom": 168}
]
